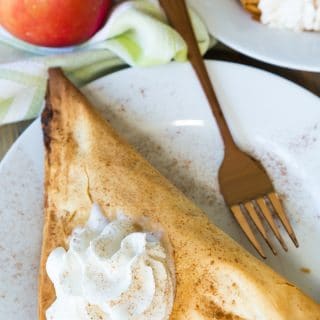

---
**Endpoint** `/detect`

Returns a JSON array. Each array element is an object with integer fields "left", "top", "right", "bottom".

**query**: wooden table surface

[{"left": 1, "top": 43, "right": 320, "bottom": 161}]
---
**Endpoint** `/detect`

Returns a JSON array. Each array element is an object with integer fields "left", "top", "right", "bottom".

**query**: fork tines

[{"left": 231, "top": 192, "right": 299, "bottom": 258}]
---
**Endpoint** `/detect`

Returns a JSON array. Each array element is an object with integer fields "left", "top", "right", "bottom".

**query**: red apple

[{"left": 0, "top": 0, "right": 112, "bottom": 47}]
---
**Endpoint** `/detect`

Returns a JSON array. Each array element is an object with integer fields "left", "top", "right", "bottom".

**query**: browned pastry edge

[
  {"left": 240, "top": 0, "right": 261, "bottom": 18},
  {"left": 38, "top": 68, "right": 320, "bottom": 320}
]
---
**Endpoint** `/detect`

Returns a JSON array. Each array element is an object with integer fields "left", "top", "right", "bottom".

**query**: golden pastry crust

[
  {"left": 240, "top": 0, "right": 261, "bottom": 18},
  {"left": 39, "top": 68, "right": 320, "bottom": 320}
]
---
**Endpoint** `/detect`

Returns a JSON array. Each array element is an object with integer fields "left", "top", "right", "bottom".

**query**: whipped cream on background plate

[
  {"left": 46, "top": 204, "right": 174, "bottom": 320},
  {"left": 258, "top": 0, "right": 320, "bottom": 31}
]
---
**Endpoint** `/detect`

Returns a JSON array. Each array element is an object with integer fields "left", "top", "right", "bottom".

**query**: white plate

[
  {"left": 191, "top": 0, "right": 320, "bottom": 71},
  {"left": 0, "top": 61, "right": 320, "bottom": 318}
]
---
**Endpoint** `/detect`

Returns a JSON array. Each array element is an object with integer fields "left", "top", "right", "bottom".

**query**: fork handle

[{"left": 159, "top": 0, "right": 237, "bottom": 149}]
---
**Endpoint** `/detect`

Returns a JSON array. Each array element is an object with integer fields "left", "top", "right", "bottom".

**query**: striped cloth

[{"left": 0, "top": 0, "right": 213, "bottom": 126}]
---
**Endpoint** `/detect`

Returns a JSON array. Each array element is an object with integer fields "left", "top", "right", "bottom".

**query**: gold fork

[{"left": 160, "top": 0, "right": 298, "bottom": 258}]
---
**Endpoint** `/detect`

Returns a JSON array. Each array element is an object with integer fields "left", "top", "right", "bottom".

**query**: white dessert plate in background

[
  {"left": 0, "top": 61, "right": 320, "bottom": 319},
  {"left": 190, "top": 0, "right": 320, "bottom": 71}
]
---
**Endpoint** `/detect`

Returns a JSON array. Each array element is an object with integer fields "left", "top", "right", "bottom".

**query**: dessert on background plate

[
  {"left": 188, "top": 0, "right": 320, "bottom": 71},
  {"left": 241, "top": 0, "right": 320, "bottom": 31},
  {"left": 39, "top": 68, "right": 320, "bottom": 319}
]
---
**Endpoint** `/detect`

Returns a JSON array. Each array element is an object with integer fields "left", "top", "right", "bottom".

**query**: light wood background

[{"left": 1, "top": 43, "right": 319, "bottom": 161}]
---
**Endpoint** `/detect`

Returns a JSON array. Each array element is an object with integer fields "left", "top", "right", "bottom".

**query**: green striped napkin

[{"left": 0, "top": 0, "right": 213, "bottom": 126}]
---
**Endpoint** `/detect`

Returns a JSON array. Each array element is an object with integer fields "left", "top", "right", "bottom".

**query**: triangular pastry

[{"left": 39, "top": 68, "right": 320, "bottom": 320}]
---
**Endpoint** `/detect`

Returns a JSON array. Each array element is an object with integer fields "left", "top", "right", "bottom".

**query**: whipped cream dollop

[
  {"left": 46, "top": 204, "right": 174, "bottom": 320},
  {"left": 259, "top": 0, "right": 320, "bottom": 31}
]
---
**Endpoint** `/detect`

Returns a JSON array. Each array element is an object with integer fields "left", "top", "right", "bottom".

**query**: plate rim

[{"left": 215, "top": 34, "right": 320, "bottom": 73}]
